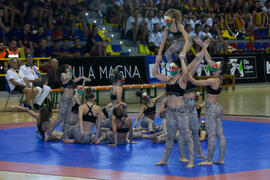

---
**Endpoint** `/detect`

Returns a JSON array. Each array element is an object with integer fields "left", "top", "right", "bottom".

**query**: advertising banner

[
  {"left": 228, "top": 56, "right": 257, "bottom": 79},
  {"left": 59, "top": 56, "right": 148, "bottom": 86}
]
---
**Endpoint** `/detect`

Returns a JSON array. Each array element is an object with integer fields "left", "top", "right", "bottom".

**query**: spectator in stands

[
  {"left": 251, "top": 1, "right": 268, "bottom": 28},
  {"left": 242, "top": 1, "right": 254, "bottom": 29},
  {"left": 86, "top": 25, "right": 107, "bottom": 56},
  {"left": 145, "top": 10, "right": 156, "bottom": 32},
  {"left": 189, "top": 24, "right": 206, "bottom": 40},
  {"left": 69, "top": 37, "right": 85, "bottom": 57},
  {"left": 34, "top": 38, "right": 52, "bottom": 57},
  {"left": 125, "top": 9, "right": 147, "bottom": 45},
  {"left": 18, "top": 23, "right": 33, "bottom": 50},
  {"left": 106, "top": 0, "right": 127, "bottom": 25},
  {"left": 4, "top": 39, "right": 20, "bottom": 72},
  {"left": 203, "top": 25, "right": 213, "bottom": 39},
  {"left": 148, "top": 23, "right": 163, "bottom": 55},
  {"left": 154, "top": 10, "right": 166, "bottom": 31},
  {"left": 61, "top": 38, "right": 72, "bottom": 57},
  {"left": 5, "top": 58, "right": 38, "bottom": 109},
  {"left": 19, "top": 54, "right": 51, "bottom": 110},
  {"left": 262, "top": 0, "right": 270, "bottom": 15},
  {"left": 47, "top": 58, "right": 62, "bottom": 89},
  {"left": 51, "top": 39, "right": 62, "bottom": 58},
  {"left": 33, "top": 26, "right": 48, "bottom": 48},
  {"left": 0, "top": 41, "right": 6, "bottom": 58}
]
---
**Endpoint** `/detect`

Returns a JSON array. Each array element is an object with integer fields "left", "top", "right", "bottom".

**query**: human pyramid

[{"left": 11, "top": 9, "right": 226, "bottom": 169}]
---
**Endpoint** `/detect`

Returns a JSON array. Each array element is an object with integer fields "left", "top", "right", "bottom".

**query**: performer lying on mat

[
  {"left": 134, "top": 91, "right": 165, "bottom": 132},
  {"left": 64, "top": 88, "right": 102, "bottom": 144},
  {"left": 188, "top": 38, "right": 226, "bottom": 165},
  {"left": 96, "top": 102, "right": 135, "bottom": 145},
  {"left": 10, "top": 105, "right": 63, "bottom": 141}
]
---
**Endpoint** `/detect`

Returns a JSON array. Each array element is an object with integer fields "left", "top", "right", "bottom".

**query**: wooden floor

[{"left": 0, "top": 83, "right": 269, "bottom": 180}]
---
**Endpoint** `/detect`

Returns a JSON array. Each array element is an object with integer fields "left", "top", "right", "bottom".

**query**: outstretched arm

[
  {"left": 152, "top": 91, "right": 166, "bottom": 103},
  {"left": 134, "top": 106, "right": 146, "bottom": 128},
  {"left": 188, "top": 73, "right": 215, "bottom": 87}
]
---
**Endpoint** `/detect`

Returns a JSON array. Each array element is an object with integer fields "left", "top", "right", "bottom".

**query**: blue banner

[{"left": 146, "top": 55, "right": 176, "bottom": 83}]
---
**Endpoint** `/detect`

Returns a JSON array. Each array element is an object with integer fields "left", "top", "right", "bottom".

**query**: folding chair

[{"left": 4, "top": 77, "right": 24, "bottom": 111}]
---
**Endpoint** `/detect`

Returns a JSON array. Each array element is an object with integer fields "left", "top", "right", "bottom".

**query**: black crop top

[
  {"left": 110, "top": 89, "right": 125, "bottom": 102},
  {"left": 169, "top": 23, "right": 182, "bottom": 38},
  {"left": 83, "top": 104, "right": 97, "bottom": 123},
  {"left": 207, "top": 86, "right": 221, "bottom": 95},
  {"left": 117, "top": 117, "right": 129, "bottom": 133},
  {"left": 63, "top": 80, "right": 73, "bottom": 88},
  {"left": 144, "top": 105, "right": 156, "bottom": 116},
  {"left": 207, "top": 78, "right": 221, "bottom": 95},
  {"left": 72, "top": 102, "right": 80, "bottom": 114},
  {"left": 185, "top": 82, "right": 196, "bottom": 93},
  {"left": 166, "top": 78, "right": 185, "bottom": 96}
]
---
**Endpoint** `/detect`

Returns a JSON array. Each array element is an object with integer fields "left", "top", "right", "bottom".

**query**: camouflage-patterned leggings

[
  {"left": 165, "top": 39, "right": 190, "bottom": 63},
  {"left": 205, "top": 101, "right": 226, "bottom": 162},
  {"left": 162, "top": 106, "right": 194, "bottom": 163},
  {"left": 178, "top": 98, "right": 203, "bottom": 157},
  {"left": 67, "top": 125, "right": 93, "bottom": 144},
  {"left": 47, "top": 97, "right": 72, "bottom": 139},
  {"left": 141, "top": 116, "right": 161, "bottom": 132},
  {"left": 100, "top": 131, "right": 128, "bottom": 144}
]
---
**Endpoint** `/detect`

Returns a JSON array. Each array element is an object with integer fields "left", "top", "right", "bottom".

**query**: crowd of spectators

[
  {"left": 0, "top": 0, "right": 269, "bottom": 59},
  {"left": 103, "top": 0, "right": 270, "bottom": 55}
]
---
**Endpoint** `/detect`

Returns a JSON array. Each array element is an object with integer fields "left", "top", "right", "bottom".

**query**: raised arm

[
  {"left": 152, "top": 55, "right": 169, "bottom": 82},
  {"left": 178, "top": 24, "right": 190, "bottom": 56},
  {"left": 157, "top": 28, "right": 168, "bottom": 56}
]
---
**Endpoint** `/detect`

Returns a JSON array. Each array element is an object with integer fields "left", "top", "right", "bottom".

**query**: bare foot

[
  {"left": 186, "top": 162, "right": 194, "bottom": 168},
  {"left": 154, "top": 160, "right": 167, "bottom": 166},
  {"left": 196, "top": 154, "right": 207, "bottom": 159},
  {"left": 179, "top": 158, "right": 189, "bottom": 163},
  {"left": 214, "top": 160, "right": 225, "bottom": 164},
  {"left": 44, "top": 132, "right": 50, "bottom": 142},
  {"left": 198, "top": 160, "right": 213, "bottom": 166},
  {"left": 63, "top": 139, "right": 75, "bottom": 143}
]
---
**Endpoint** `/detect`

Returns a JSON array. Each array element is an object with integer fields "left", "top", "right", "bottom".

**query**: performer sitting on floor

[
  {"left": 10, "top": 105, "right": 63, "bottom": 141},
  {"left": 134, "top": 91, "right": 165, "bottom": 132},
  {"left": 64, "top": 88, "right": 102, "bottom": 144},
  {"left": 96, "top": 102, "right": 135, "bottom": 145}
]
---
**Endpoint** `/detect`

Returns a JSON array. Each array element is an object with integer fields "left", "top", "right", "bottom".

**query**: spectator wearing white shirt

[
  {"left": 148, "top": 23, "right": 163, "bottom": 54},
  {"left": 153, "top": 10, "right": 166, "bottom": 31},
  {"left": 125, "top": 9, "right": 148, "bottom": 45},
  {"left": 146, "top": 10, "right": 158, "bottom": 32},
  {"left": 5, "top": 59, "right": 38, "bottom": 109},
  {"left": 188, "top": 24, "right": 206, "bottom": 40},
  {"left": 203, "top": 25, "right": 213, "bottom": 39},
  {"left": 262, "top": 0, "right": 270, "bottom": 15},
  {"left": 19, "top": 54, "right": 51, "bottom": 110}
]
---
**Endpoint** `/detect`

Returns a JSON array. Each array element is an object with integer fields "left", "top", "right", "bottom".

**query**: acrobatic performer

[{"left": 188, "top": 38, "right": 226, "bottom": 165}]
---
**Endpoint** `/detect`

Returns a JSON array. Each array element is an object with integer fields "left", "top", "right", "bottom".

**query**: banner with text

[
  {"left": 59, "top": 56, "right": 148, "bottom": 86},
  {"left": 228, "top": 56, "right": 257, "bottom": 79}
]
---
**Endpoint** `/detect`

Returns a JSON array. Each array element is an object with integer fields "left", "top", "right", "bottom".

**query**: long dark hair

[
  {"left": 113, "top": 104, "right": 127, "bottom": 119},
  {"left": 39, "top": 106, "right": 51, "bottom": 124},
  {"left": 84, "top": 88, "right": 95, "bottom": 100}
]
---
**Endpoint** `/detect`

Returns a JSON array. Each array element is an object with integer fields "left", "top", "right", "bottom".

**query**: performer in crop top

[
  {"left": 152, "top": 53, "right": 194, "bottom": 168},
  {"left": 64, "top": 88, "right": 102, "bottom": 144},
  {"left": 156, "top": 9, "right": 191, "bottom": 63},
  {"left": 188, "top": 38, "right": 226, "bottom": 166},
  {"left": 45, "top": 64, "right": 91, "bottom": 141},
  {"left": 134, "top": 91, "right": 165, "bottom": 132},
  {"left": 96, "top": 102, "right": 134, "bottom": 145},
  {"left": 107, "top": 69, "right": 125, "bottom": 129}
]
